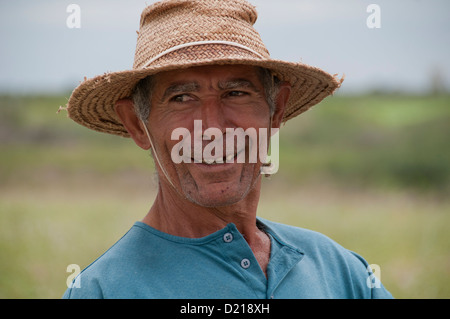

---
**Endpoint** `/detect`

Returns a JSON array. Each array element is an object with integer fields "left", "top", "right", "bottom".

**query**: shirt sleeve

[
  {"left": 349, "top": 251, "right": 394, "bottom": 299},
  {"left": 62, "top": 273, "right": 104, "bottom": 299}
]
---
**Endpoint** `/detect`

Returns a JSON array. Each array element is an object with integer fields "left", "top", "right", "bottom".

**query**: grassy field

[{"left": 0, "top": 93, "right": 449, "bottom": 298}]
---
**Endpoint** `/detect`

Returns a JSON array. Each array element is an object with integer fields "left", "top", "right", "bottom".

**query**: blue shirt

[{"left": 63, "top": 218, "right": 393, "bottom": 299}]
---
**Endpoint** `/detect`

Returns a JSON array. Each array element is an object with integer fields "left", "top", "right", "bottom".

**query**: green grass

[
  {"left": 278, "top": 94, "right": 450, "bottom": 193},
  {"left": 0, "top": 93, "right": 449, "bottom": 298},
  {"left": 258, "top": 181, "right": 450, "bottom": 299}
]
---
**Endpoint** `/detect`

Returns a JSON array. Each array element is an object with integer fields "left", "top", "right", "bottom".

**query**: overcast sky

[{"left": 0, "top": 0, "right": 449, "bottom": 94}]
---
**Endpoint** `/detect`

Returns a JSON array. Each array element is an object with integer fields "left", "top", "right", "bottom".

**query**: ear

[
  {"left": 271, "top": 81, "right": 291, "bottom": 130},
  {"left": 114, "top": 98, "right": 151, "bottom": 150}
]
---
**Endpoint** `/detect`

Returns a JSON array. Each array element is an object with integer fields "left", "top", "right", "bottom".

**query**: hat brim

[{"left": 68, "top": 53, "right": 342, "bottom": 138}]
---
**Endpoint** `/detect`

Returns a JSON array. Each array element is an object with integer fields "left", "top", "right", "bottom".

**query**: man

[{"left": 64, "top": 0, "right": 392, "bottom": 299}]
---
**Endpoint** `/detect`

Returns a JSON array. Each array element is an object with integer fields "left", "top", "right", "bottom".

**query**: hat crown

[{"left": 133, "top": 0, "right": 270, "bottom": 69}]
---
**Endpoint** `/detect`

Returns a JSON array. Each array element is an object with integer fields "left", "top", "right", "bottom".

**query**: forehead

[{"left": 153, "top": 64, "right": 263, "bottom": 88}]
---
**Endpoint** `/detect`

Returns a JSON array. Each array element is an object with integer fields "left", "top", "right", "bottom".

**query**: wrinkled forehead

[{"left": 152, "top": 64, "right": 265, "bottom": 89}]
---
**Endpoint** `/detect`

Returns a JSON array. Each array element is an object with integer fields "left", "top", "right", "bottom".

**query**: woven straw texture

[{"left": 68, "top": 0, "right": 342, "bottom": 137}]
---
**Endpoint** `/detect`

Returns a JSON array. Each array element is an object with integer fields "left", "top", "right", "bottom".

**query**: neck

[
  {"left": 142, "top": 177, "right": 263, "bottom": 241},
  {"left": 142, "top": 175, "right": 271, "bottom": 276}
]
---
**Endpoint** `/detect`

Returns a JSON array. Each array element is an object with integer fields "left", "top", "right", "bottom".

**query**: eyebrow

[
  {"left": 161, "top": 82, "right": 200, "bottom": 102},
  {"left": 160, "top": 78, "right": 261, "bottom": 102},
  {"left": 218, "top": 79, "right": 261, "bottom": 93}
]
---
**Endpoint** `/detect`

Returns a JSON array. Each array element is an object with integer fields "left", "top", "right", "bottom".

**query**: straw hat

[{"left": 67, "top": 0, "right": 343, "bottom": 137}]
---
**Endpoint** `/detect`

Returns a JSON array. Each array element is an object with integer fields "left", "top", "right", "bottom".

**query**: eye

[
  {"left": 227, "top": 91, "right": 248, "bottom": 97},
  {"left": 170, "top": 94, "right": 195, "bottom": 103}
]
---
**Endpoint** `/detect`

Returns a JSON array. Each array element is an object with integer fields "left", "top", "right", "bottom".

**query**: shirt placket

[
  {"left": 265, "top": 232, "right": 304, "bottom": 299},
  {"left": 219, "top": 225, "right": 268, "bottom": 298}
]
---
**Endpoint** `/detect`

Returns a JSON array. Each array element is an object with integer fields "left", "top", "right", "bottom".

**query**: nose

[{"left": 200, "top": 98, "right": 227, "bottom": 135}]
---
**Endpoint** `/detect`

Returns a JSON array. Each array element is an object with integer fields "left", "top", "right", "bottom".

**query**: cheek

[
  {"left": 225, "top": 101, "right": 270, "bottom": 119},
  {"left": 224, "top": 106, "right": 272, "bottom": 134},
  {"left": 148, "top": 108, "right": 190, "bottom": 150}
]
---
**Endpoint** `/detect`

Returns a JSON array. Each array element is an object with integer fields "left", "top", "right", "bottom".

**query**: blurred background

[{"left": 0, "top": 0, "right": 449, "bottom": 298}]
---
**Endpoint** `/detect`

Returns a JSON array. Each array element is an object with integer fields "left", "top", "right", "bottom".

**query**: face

[{"left": 144, "top": 65, "right": 284, "bottom": 207}]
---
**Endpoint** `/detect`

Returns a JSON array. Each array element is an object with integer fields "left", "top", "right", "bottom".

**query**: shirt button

[
  {"left": 223, "top": 232, "right": 233, "bottom": 243},
  {"left": 240, "top": 258, "right": 251, "bottom": 269}
]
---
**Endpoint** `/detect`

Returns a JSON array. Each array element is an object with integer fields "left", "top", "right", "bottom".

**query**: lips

[{"left": 187, "top": 148, "right": 245, "bottom": 165}]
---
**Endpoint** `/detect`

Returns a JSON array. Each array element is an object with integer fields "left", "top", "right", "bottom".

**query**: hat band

[{"left": 141, "top": 40, "right": 265, "bottom": 69}]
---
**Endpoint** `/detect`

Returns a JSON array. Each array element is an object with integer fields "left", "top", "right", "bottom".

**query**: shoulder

[
  {"left": 260, "top": 217, "right": 348, "bottom": 254},
  {"left": 260, "top": 218, "right": 362, "bottom": 267},
  {"left": 259, "top": 218, "right": 393, "bottom": 298},
  {"left": 63, "top": 223, "right": 164, "bottom": 299}
]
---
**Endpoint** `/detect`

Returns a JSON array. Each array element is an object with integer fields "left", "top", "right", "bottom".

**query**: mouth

[{"left": 189, "top": 148, "right": 246, "bottom": 165}]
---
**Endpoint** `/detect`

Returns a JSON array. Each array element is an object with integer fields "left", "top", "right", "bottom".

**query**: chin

[
  {"left": 176, "top": 164, "right": 261, "bottom": 207},
  {"left": 183, "top": 183, "right": 250, "bottom": 208}
]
